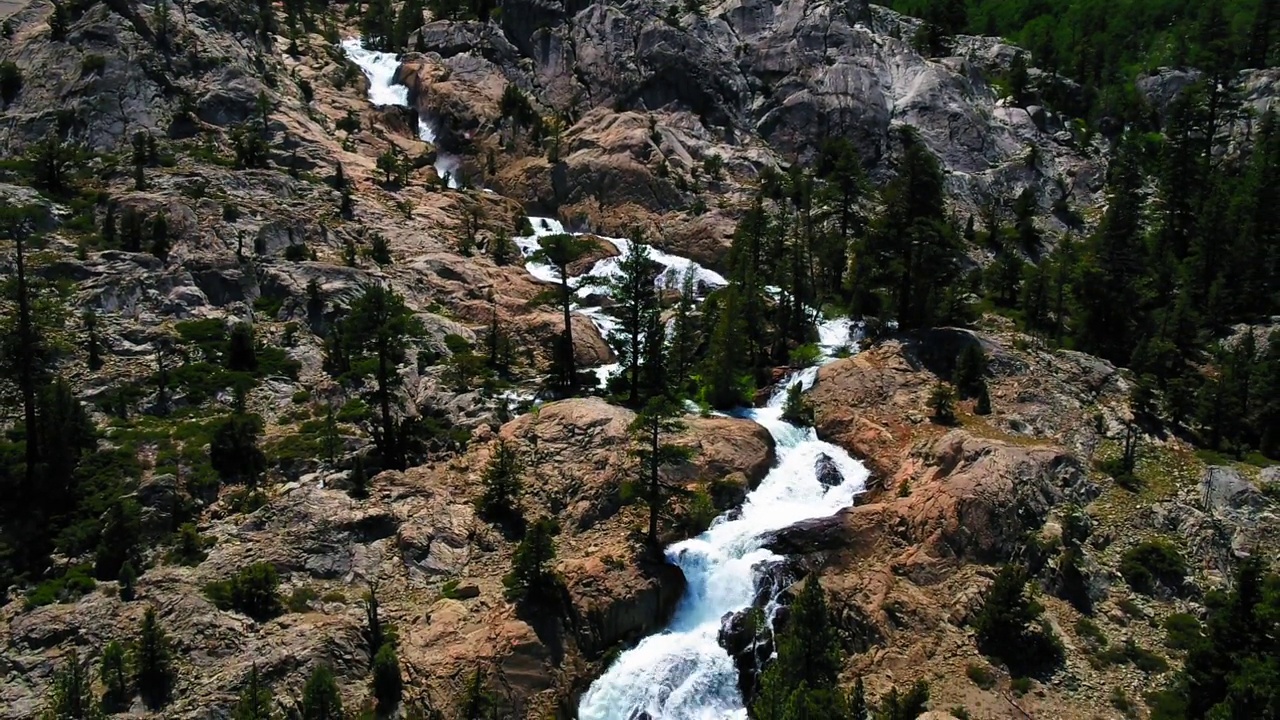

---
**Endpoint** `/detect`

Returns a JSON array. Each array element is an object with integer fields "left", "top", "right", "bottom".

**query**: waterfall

[
  {"left": 339, "top": 39, "right": 461, "bottom": 188},
  {"left": 514, "top": 218, "right": 869, "bottom": 719}
]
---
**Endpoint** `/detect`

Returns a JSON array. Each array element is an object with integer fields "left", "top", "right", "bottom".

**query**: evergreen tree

[
  {"left": 232, "top": 664, "right": 274, "bottom": 720},
  {"left": 132, "top": 606, "right": 175, "bottom": 708},
  {"left": 857, "top": 128, "right": 963, "bottom": 328},
  {"left": 700, "top": 286, "right": 752, "bottom": 409},
  {"left": 117, "top": 561, "right": 138, "bottom": 601},
  {"left": 300, "top": 664, "right": 344, "bottom": 720},
  {"left": 459, "top": 669, "right": 500, "bottom": 719},
  {"left": 752, "top": 579, "right": 846, "bottom": 720},
  {"left": 928, "top": 383, "right": 956, "bottom": 425},
  {"left": 848, "top": 677, "right": 869, "bottom": 720},
  {"left": 952, "top": 343, "right": 987, "bottom": 399},
  {"left": 476, "top": 440, "right": 524, "bottom": 528},
  {"left": 340, "top": 284, "right": 421, "bottom": 469},
  {"left": 348, "top": 454, "right": 368, "bottom": 499},
  {"left": 503, "top": 516, "right": 559, "bottom": 601},
  {"left": 666, "top": 268, "right": 701, "bottom": 396},
  {"left": 100, "top": 641, "right": 129, "bottom": 712},
  {"left": 227, "top": 322, "right": 258, "bottom": 372},
  {"left": 94, "top": 497, "right": 141, "bottom": 580},
  {"left": 371, "top": 644, "right": 402, "bottom": 713},
  {"left": 83, "top": 310, "right": 102, "bottom": 371},
  {"left": 973, "top": 564, "right": 1063, "bottom": 677},
  {"left": 42, "top": 650, "right": 102, "bottom": 720},
  {"left": 209, "top": 412, "right": 267, "bottom": 486},
  {"left": 627, "top": 396, "right": 693, "bottom": 547},
  {"left": 608, "top": 236, "right": 661, "bottom": 406},
  {"left": 530, "top": 233, "right": 594, "bottom": 393}
]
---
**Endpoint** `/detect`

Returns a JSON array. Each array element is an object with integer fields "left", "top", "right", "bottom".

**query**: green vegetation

[
  {"left": 752, "top": 579, "right": 848, "bottom": 720},
  {"left": 133, "top": 606, "right": 175, "bottom": 709},
  {"left": 965, "top": 662, "right": 997, "bottom": 690},
  {"left": 476, "top": 439, "right": 524, "bottom": 530},
  {"left": 626, "top": 396, "right": 694, "bottom": 548},
  {"left": 300, "top": 664, "right": 344, "bottom": 720},
  {"left": 1120, "top": 539, "right": 1187, "bottom": 595},
  {"left": 40, "top": 650, "right": 101, "bottom": 720},
  {"left": 1148, "top": 558, "right": 1280, "bottom": 719},
  {"left": 1163, "top": 612, "right": 1204, "bottom": 650},
  {"left": 503, "top": 516, "right": 560, "bottom": 602},
  {"left": 204, "top": 562, "right": 284, "bottom": 621},
  {"left": 231, "top": 664, "right": 274, "bottom": 720},
  {"left": 973, "top": 564, "right": 1064, "bottom": 677}
]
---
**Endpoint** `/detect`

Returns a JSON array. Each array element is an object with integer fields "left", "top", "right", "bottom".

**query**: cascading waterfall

[
  {"left": 513, "top": 218, "right": 869, "bottom": 719},
  {"left": 339, "top": 39, "right": 462, "bottom": 187},
  {"left": 337, "top": 32, "right": 871, "bottom": 716}
]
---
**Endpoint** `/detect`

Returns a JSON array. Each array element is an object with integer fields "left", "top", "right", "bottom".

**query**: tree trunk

[{"left": 15, "top": 230, "right": 39, "bottom": 482}]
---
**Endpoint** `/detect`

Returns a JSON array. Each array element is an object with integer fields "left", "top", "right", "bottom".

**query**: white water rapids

[
  {"left": 511, "top": 218, "right": 868, "bottom": 719},
  {"left": 339, "top": 39, "right": 462, "bottom": 187},
  {"left": 339, "top": 44, "right": 870, "bottom": 714}
]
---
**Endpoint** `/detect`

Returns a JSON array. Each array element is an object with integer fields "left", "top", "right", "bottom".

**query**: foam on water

[{"left": 339, "top": 38, "right": 461, "bottom": 188}]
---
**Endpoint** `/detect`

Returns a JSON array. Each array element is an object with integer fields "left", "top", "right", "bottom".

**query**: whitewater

[
  {"left": 340, "top": 43, "right": 870, "bottom": 717},
  {"left": 339, "top": 39, "right": 461, "bottom": 187},
  {"left": 511, "top": 219, "right": 868, "bottom": 719}
]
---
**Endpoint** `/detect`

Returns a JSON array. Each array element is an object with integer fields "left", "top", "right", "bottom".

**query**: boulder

[
  {"left": 1200, "top": 466, "right": 1266, "bottom": 514},
  {"left": 814, "top": 453, "right": 843, "bottom": 487}
]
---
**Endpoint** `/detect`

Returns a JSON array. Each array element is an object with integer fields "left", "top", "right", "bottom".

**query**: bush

[
  {"left": 1120, "top": 539, "right": 1186, "bottom": 595},
  {"left": 80, "top": 54, "right": 106, "bottom": 75},
  {"left": 1074, "top": 617, "right": 1108, "bottom": 649},
  {"left": 287, "top": 586, "right": 318, "bottom": 613},
  {"left": 965, "top": 662, "right": 997, "bottom": 690},
  {"left": 1009, "top": 677, "right": 1032, "bottom": 695},
  {"left": 24, "top": 565, "right": 96, "bottom": 608},
  {"left": 1110, "top": 687, "right": 1139, "bottom": 719},
  {"left": 205, "top": 562, "right": 283, "bottom": 621},
  {"left": 1163, "top": 612, "right": 1203, "bottom": 650},
  {"left": 503, "top": 517, "right": 559, "bottom": 602},
  {"left": 168, "top": 522, "right": 210, "bottom": 566}
]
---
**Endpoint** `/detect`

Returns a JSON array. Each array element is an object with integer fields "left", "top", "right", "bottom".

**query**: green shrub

[
  {"left": 0, "top": 60, "right": 21, "bottom": 104},
  {"left": 1163, "top": 612, "right": 1203, "bottom": 650},
  {"left": 320, "top": 590, "right": 347, "bottom": 603},
  {"left": 205, "top": 562, "right": 283, "bottom": 621},
  {"left": 965, "top": 662, "right": 997, "bottom": 689},
  {"left": 80, "top": 54, "right": 106, "bottom": 75},
  {"left": 1110, "top": 687, "right": 1139, "bottom": 719},
  {"left": 973, "top": 565, "right": 1064, "bottom": 677},
  {"left": 24, "top": 565, "right": 97, "bottom": 608},
  {"left": 287, "top": 586, "right": 318, "bottom": 613},
  {"left": 1074, "top": 617, "right": 1108, "bottom": 649},
  {"left": 168, "top": 523, "right": 210, "bottom": 566},
  {"left": 1120, "top": 539, "right": 1186, "bottom": 595},
  {"left": 1010, "top": 677, "right": 1032, "bottom": 695}
]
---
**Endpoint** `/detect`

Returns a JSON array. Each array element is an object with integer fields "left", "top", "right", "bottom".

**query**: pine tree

[
  {"left": 973, "top": 564, "right": 1063, "bottom": 677},
  {"left": 530, "top": 233, "right": 594, "bottom": 393},
  {"left": 848, "top": 677, "right": 869, "bottom": 720},
  {"left": 952, "top": 343, "right": 987, "bottom": 399},
  {"left": 226, "top": 322, "right": 257, "bottom": 371},
  {"left": 666, "top": 268, "right": 701, "bottom": 396},
  {"left": 100, "top": 641, "right": 129, "bottom": 712},
  {"left": 94, "top": 498, "right": 141, "bottom": 580},
  {"left": 209, "top": 412, "right": 266, "bottom": 486},
  {"left": 117, "top": 561, "right": 138, "bottom": 601},
  {"left": 232, "top": 664, "right": 274, "bottom": 720},
  {"left": 41, "top": 650, "right": 102, "bottom": 720},
  {"left": 459, "top": 669, "right": 500, "bottom": 719},
  {"left": 341, "top": 284, "right": 422, "bottom": 469},
  {"left": 752, "top": 579, "right": 846, "bottom": 720},
  {"left": 928, "top": 383, "right": 956, "bottom": 425},
  {"left": 503, "top": 516, "right": 559, "bottom": 601},
  {"left": 83, "top": 310, "right": 102, "bottom": 371},
  {"left": 149, "top": 212, "right": 170, "bottom": 260},
  {"left": 300, "top": 664, "right": 344, "bottom": 720},
  {"left": 367, "top": 643, "right": 401, "bottom": 712},
  {"left": 133, "top": 606, "right": 175, "bottom": 708},
  {"left": 348, "top": 454, "right": 368, "bottom": 499},
  {"left": 628, "top": 396, "right": 693, "bottom": 547},
  {"left": 701, "top": 286, "right": 751, "bottom": 409},
  {"left": 476, "top": 440, "right": 523, "bottom": 528},
  {"left": 608, "top": 236, "right": 661, "bottom": 406}
]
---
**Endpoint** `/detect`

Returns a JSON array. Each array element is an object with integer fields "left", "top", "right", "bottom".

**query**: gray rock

[
  {"left": 814, "top": 452, "right": 844, "bottom": 487},
  {"left": 1200, "top": 466, "right": 1265, "bottom": 514}
]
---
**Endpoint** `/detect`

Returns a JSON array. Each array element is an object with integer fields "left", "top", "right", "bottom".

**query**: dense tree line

[{"left": 888, "top": 0, "right": 1273, "bottom": 124}]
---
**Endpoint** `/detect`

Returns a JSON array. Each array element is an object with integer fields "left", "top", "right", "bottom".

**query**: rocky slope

[{"left": 2, "top": 0, "right": 1278, "bottom": 716}]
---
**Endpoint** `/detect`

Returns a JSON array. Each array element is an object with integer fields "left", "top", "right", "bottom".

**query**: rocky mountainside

[{"left": 1, "top": 0, "right": 1278, "bottom": 716}]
